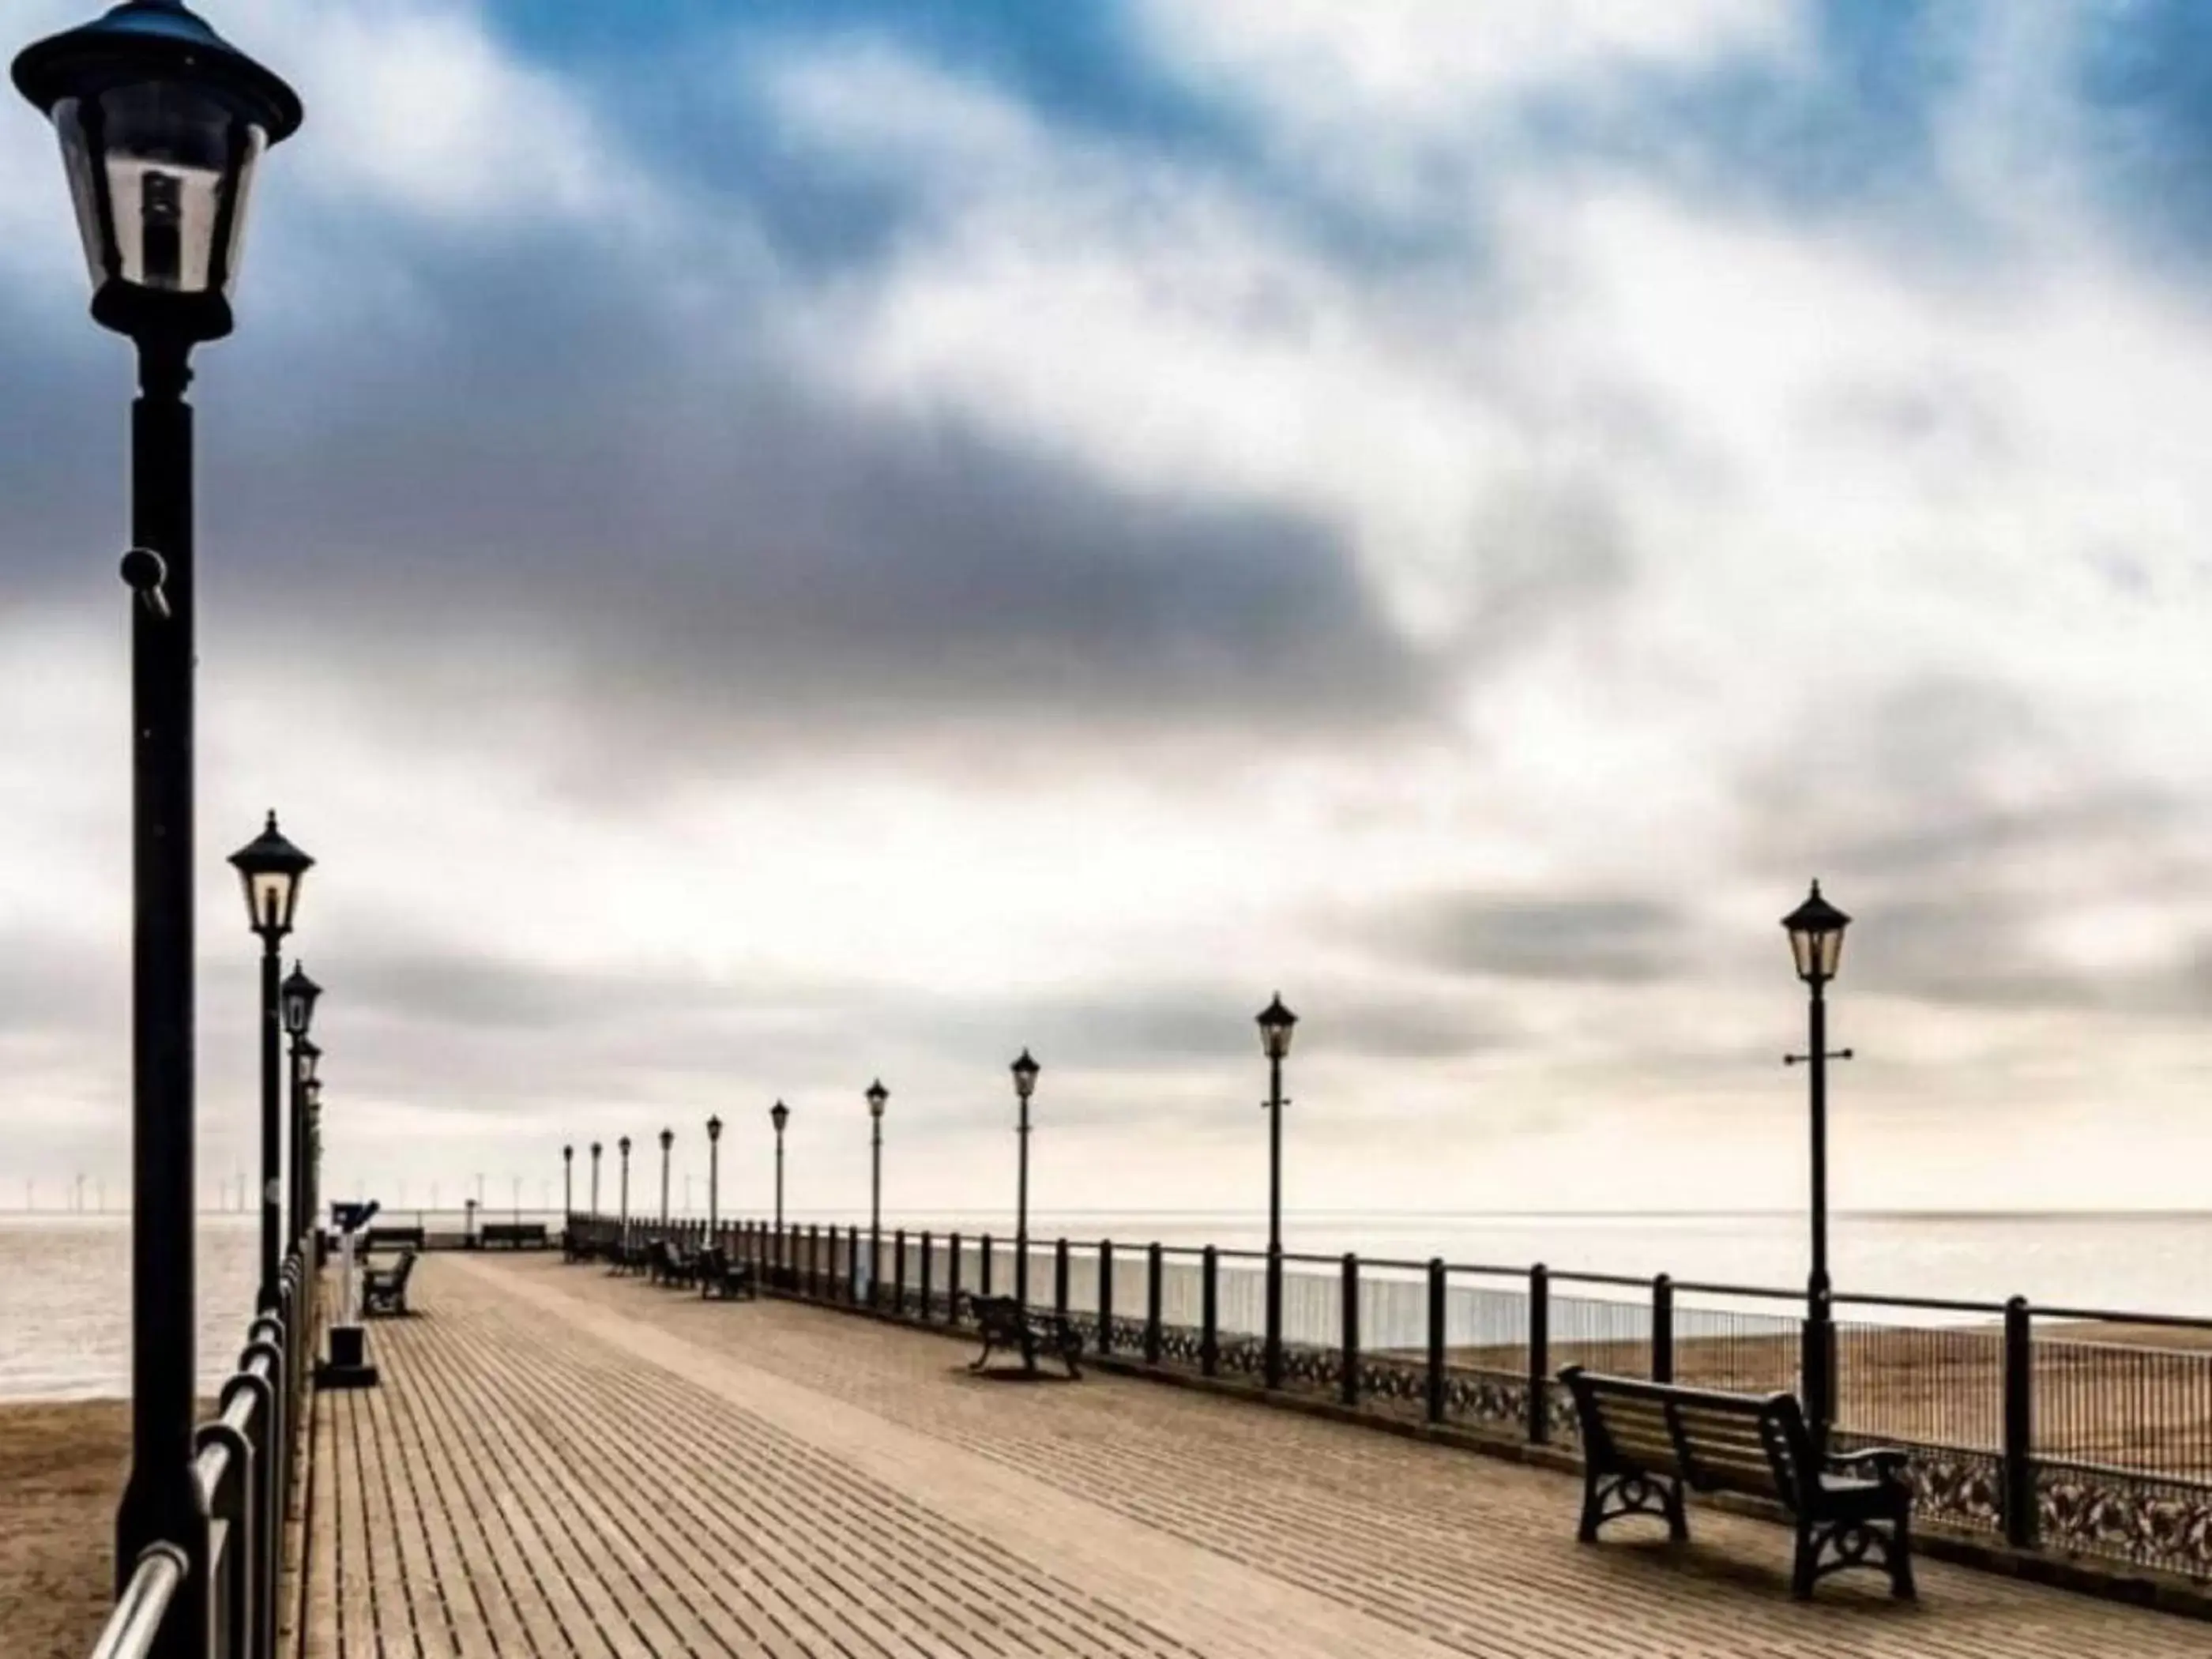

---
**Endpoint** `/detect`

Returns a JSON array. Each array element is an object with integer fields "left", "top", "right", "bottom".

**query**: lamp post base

[{"left": 316, "top": 1322, "right": 379, "bottom": 1390}]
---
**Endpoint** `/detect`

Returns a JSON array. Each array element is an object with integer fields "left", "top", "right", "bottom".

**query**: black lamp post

[
  {"left": 865, "top": 1080, "right": 887, "bottom": 1301},
  {"left": 589, "top": 1140, "right": 602, "bottom": 1217},
  {"left": 1782, "top": 881, "right": 1853, "bottom": 1447},
  {"left": 280, "top": 962, "right": 320, "bottom": 1254},
  {"left": 769, "top": 1101, "right": 789, "bottom": 1270},
  {"left": 705, "top": 1115, "right": 723, "bottom": 1234},
  {"left": 289, "top": 1033, "right": 319, "bottom": 1247},
  {"left": 562, "top": 1144, "right": 574, "bottom": 1222},
  {"left": 1011, "top": 1050, "right": 1039, "bottom": 1307},
  {"left": 11, "top": 2, "right": 300, "bottom": 1599},
  {"left": 618, "top": 1135, "right": 631, "bottom": 1245},
  {"left": 658, "top": 1127, "right": 673, "bottom": 1229},
  {"left": 1257, "top": 993, "right": 1297, "bottom": 1390},
  {"left": 229, "top": 813, "right": 313, "bottom": 1315},
  {"left": 301, "top": 1075, "right": 322, "bottom": 1251}
]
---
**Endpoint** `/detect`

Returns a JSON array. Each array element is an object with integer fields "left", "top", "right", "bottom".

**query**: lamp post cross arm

[{"left": 1783, "top": 1048, "right": 1855, "bottom": 1066}]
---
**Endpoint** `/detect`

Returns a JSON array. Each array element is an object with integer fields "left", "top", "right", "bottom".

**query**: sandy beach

[{"left": 0, "top": 1400, "right": 128, "bottom": 1659}]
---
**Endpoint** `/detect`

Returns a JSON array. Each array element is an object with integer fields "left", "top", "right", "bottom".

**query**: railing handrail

[
  {"left": 87, "top": 1544, "right": 186, "bottom": 1659},
  {"left": 690, "top": 1214, "right": 2212, "bottom": 1333}
]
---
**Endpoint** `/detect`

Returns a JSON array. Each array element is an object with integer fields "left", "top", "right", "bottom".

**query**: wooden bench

[
  {"left": 480, "top": 1221, "right": 547, "bottom": 1250},
  {"left": 364, "top": 1224, "right": 425, "bottom": 1252},
  {"left": 361, "top": 1249, "right": 418, "bottom": 1318},
  {"left": 605, "top": 1236, "right": 649, "bottom": 1276},
  {"left": 649, "top": 1238, "right": 698, "bottom": 1288},
  {"left": 698, "top": 1246, "right": 758, "bottom": 1301},
  {"left": 966, "top": 1293, "right": 1084, "bottom": 1379},
  {"left": 1559, "top": 1366, "right": 1915, "bottom": 1601}
]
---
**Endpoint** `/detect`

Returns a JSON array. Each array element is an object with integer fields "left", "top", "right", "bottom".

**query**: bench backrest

[
  {"left": 1559, "top": 1367, "right": 1811, "bottom": 1508},
  {"left": 969, "top": 1293, "right": 1024, "bottom": 1335}
]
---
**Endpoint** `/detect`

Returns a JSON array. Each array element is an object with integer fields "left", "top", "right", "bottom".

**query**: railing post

[
  {"left": 851, "top": 1224, "right": 863, "bottom": 1305},
  {"left": 981, "top": 1233, "right": 994, "bottom": 1297},
  {"left": 895, "top": 1228, "right": 908, "bottom": 1315},
  {"left": 1264, "top": 1243, "right": 1284, "bottom": 1390},
  {"left": 920, "top": 1231, "right": 934, "bottom": 1322},
  {"left": 2003, "top": 1295, "right": 2038, "bottom": 1548},
  {"left": 1098, "top": 1240, "right": 1115, "bottom": 1353},
  {"left": 1802, "top": 1291, "right": 1836, "bottom": 1451},
  {"left": 1055, "top": 1238, "right": 1070, "bottom": 1322},
  {"left": 1146, "top": 1243, "right": 1164, "bottom": 1365},
  {"left": 1201, "top": 1245, "right": 1219, "bottom": 1377},
  {"left": 1426, "top": 1258, "right": 1446, "bottom": 1424},
  {"left": 1341, "top": 1253, "right": 1360, "bottom": 1408},
  {"left": 1651, "top": 1273, "right": 1674, "bottom": 1383},
  {"left": 949, "top": 1231, "right": 963, "bottom": 1321},
  {"left": 1527, "top": 1263, "right": 1551, "bottom": 1445}
]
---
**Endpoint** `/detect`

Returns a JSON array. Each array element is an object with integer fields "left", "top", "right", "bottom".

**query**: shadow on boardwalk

[{"left": 305, "top": 1253, "right": 2207, "bottom": 1658}]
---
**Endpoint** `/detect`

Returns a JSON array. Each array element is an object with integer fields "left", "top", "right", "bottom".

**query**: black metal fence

[
  {"left": 567, "top": 1212, "right": 2212, "bottom": 1582},
  {"left": 85, "top": 1246, "right": 313, "bottom": 1659}
]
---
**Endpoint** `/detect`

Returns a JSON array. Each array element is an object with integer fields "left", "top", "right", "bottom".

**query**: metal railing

[
  {"left": 566, "top": 1210, "right": 2212, "bottom": 1584},
  {"left": 85, "top": 1246, "right": 312, "bottom": 1659}
]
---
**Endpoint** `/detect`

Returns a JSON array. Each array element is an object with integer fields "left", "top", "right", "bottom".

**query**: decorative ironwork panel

[
  {"left": 1106, "top": 1316, "right": 1148, "bottom": 1353},
  {"left": 2037, "top": 1462, "right": 2212, "bottom": 1578},
  {"left": 1357, "top": 1355, "right": 1429, "bottom": 1415},
  {"left": 1277, "top": 1341, "right": 1344, "bottom": 1394},
  {"left": 1066, "top": 1311, "right": 1100, "bottom": 1346},
  {"left": 1828, "top": 1435, "right": 2003, "bottom": 1535},
  {"left": 1544, "top": 1381, "right": 1582, "bottom": 1446},
  {"left": 1443, "top": 1366, "right": 1528, "bottom": 1432},
  {"left": 1156, "top": 1322, "right": 1206, "bottom": 1370},
  {"left": 1218, "top": 1337, "right": 1267, "bottom": 1379}
]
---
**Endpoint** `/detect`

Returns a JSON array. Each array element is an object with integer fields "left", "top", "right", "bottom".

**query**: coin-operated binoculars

[{"left": 319, "top": 1198, "right": 382, "bottom": 1389}]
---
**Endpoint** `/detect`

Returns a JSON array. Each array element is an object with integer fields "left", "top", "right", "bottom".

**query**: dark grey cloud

[
  {"left": 1361, "top": 890, "right": 1688, "bottom": 986},
  {"left": 5, "top": 221, "right": 1444, "bottom": 801}
]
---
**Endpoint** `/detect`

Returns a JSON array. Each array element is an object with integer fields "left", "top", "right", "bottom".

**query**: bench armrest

[{"left": 1826, "top": 1446, "right": 1910, "bottom": 1481}]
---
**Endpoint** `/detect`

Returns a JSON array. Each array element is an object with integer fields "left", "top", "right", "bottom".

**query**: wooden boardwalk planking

[{"left": 304, "top": 1252, "right": 2208, "bottom": 1658}]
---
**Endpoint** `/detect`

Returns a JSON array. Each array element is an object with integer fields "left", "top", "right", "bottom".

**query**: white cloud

[{"left": 1134, "top": 0, "right": 1805, "bottom": 118}]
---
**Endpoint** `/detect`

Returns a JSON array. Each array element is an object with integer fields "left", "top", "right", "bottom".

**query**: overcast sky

[{"left": 6, "top": 0, "right": 2212, "bottom": 1221}]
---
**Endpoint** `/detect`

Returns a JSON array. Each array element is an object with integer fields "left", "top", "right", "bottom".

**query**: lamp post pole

[
  {"left": 303, "top": 1078, "right": 322, "bottom": 1257},
  {"left": 13, "top": 5, "right": 302, "bottom": 1601},
  {"left": 618, "top": 1137, "right": 631, "bottom": 1246},
  {"left": 659, "top": 1128, "right": 673, "bottom": 1228},
  {"left": 1257, "top": 995, "right": 1297, "bottom": 1390},
  {"left": 231, "top": 814, "right": 313, "bottom": 1315},
  {"left": 562, "top": 1145, "right": 574, "bottom": 1222},
  {"left": 770, "top": 1101, "right": 789, "bottom": 1276},
  {"left": 1782, "top": 882, "right": 1853, "bottom": 1450},
  {"left": 866, "top": 1082, "right": 887, "bottom": 1303},
  {"left": 706, "top": 1115, "right": 723, "bottom": 1235},
  {"left": 280, "top": 965, "right": 321, "bottom": 1258},
  {"left": 1012, "top": 1051, "right": 1039, "bottom": 1307},
  {"left": 589, "top": 1142, "right": 602, "bottom": 1217},
  {"left": 287, "top": 1030, "right": 318, "bottom": 1250}
]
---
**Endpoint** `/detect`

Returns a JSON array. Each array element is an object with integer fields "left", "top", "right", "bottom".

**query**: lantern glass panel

[
  {"left": 242, "top": 867, "right": 298, "bottom": 935},
  {"left": 56, "top": 83, "right": 264, "bottom": 299}
]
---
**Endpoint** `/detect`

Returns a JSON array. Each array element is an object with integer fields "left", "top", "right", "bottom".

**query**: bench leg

[
  {"left": 1791, "top": 1520, "right": 1819, "bottom": 1601},
  {"left": 1887, "top": 1513, "right": 1917, "bottom": 1601},
  {"left": 970, "top": 1336, "right": 994, "bottom": 1373},
  {"left": 1579, "top": 1472, "right": 1682, "bottom": 1545}
]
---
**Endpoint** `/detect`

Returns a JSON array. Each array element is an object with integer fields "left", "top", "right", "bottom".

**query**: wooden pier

[{"left": 303, "top": 1253, "right": 2207, "bottom": 1657}]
